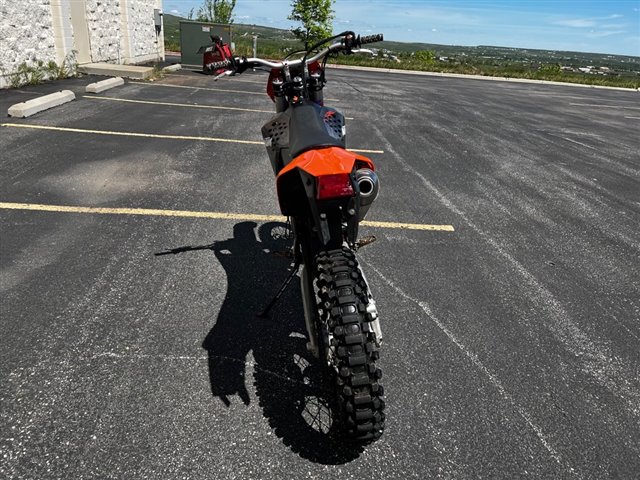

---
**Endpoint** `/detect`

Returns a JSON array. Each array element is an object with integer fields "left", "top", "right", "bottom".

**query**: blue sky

[{"left": 164, "top": 0, "right": 640, "bottom": 56}]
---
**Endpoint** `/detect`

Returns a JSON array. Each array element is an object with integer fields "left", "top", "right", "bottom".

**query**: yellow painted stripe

[
  {"left": 0, "top": 202, "right": 284, "bottom": 222},
  {"left": 84, "top": 96, "right": 355, "bottom": 120},
  {"left": 1, "top": 123, "right": 263, "bottom": 145},
  {"left": 350, "top": 148, "right": 384, "bottom": 154},
  {"left": 219, "top": 77, "right": 268, "bottom": 85},
  {"left": 0, "top": 123, "right": 379, "bottom": 153},
  {"left": 360, "top": 220, "right": 455, "bottom": 231},
  {"left": 84, "top": 95, "right": 274, "bottom": 113},
  {"left": 129, "top": 80, "right": 266, "bottom": 96},
  {"left": 128, "top": 81, "right": 341, "bottom": 102},
  {"left": 0, "top": 202, "right": 455, "bottom": 231}
]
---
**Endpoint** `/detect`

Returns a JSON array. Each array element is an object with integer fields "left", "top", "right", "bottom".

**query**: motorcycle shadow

[{"left": 156, "top": 221, "right": 362, "bottom": 464}]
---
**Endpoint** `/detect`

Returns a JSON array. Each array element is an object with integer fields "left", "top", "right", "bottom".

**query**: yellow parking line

[
  {"left": 219, "top": 77, "right": 268, "bottom": 85},
  {"left": 361, "top": 220, "right": 455, "bottom": 231},
  {"left": 0, "top": 202, "right": 282, "bottom": 222},
  {"left": 1, "top": 123, "right": 263, "bottom": 145},
  {"left": 83, "top": 96, "right": 354, "bottom": 120},
  {"left": 129, "top": 80, "right": 265, "bottom": 96},
  {"left": 0, "top": 123, "right": 379, "bottom": 153},
  {"left": 350, "top": 148, "right": 384, "bottom": 154},
  {"left": 128, "top": 81, "right": 341, "bottom": 102},
  {"left": 84, "top": 95, "right": 274, "bottom": 113},
  {"left": 0, "top": 202, "right": 455, "bottom": 231}
]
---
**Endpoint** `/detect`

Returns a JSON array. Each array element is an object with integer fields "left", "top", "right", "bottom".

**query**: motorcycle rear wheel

[{"left": 314, "top": 248, "right": 385, "bottom": 444}]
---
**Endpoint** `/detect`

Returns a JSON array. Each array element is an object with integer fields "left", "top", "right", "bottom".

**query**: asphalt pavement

[{"left": 1, "top": 67, "right": 639, "bottom": 479}]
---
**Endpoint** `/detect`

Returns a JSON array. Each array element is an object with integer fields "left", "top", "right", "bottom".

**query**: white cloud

[
  {"left": 554, "top": 19, "right": 596, "bottom": 28},
  {"left": 588, "top": 30, "right": 626, "bottom": 38},
  {"left": 432, "top": 28, "right": 437, "bottom": 32},
  {"left": 553, "top": 14, "right": 626, "bottom": 29}
]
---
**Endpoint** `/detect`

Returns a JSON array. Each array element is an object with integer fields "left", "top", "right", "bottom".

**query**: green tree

[
  {"left": 288, "top": 0, "right": 335, "bottom": 50},
  {"left": 196, "top": 0, "right": 236, "bottom": 24}
]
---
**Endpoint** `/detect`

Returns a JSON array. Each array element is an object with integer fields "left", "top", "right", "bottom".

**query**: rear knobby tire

[{"left": 314, "top": 248, "right": 385, "bottom": 444}]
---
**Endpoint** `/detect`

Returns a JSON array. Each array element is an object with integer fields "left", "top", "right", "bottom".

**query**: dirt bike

[{"left": 212, "top": 31, "right": 386, "bottom": 444}]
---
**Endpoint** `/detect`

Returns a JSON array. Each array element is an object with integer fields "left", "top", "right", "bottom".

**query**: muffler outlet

[{"left": 355, "top": 168, "right": 379, "bottom": 220}]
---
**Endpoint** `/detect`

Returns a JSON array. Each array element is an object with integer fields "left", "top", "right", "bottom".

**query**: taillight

[{"left": 316, "top": 174, "right": 354, "bottom": 200}]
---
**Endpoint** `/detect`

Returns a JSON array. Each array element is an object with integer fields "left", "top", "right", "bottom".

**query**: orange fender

[{"left": 278, "top": 146, "right": 374, "bottom": 179}]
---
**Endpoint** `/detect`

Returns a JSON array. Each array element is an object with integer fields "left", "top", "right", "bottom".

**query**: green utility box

[{"left": 179, "top": 21, "right": 232, "bottom": 68}]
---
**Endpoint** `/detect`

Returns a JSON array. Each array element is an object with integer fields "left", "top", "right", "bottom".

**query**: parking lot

[{"left": 1, "top": 66, "right": 639, "bottom": 479}]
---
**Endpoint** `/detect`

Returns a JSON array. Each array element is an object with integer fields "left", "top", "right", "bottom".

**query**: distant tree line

[
  {"left": 187, "top": 0, "right": 335, "bottom": 50},
  {"left": 189, "top": 0, "right": 236, "bottom": 24}
]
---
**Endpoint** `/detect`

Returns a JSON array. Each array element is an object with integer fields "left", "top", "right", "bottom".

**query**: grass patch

[{"left": 2, "top": 53, "right": 78, "bottom": 89}]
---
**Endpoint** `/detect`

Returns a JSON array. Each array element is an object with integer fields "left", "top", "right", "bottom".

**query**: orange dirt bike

[{"left": 212, "top": 31, "right": 385, "bottom": 443}]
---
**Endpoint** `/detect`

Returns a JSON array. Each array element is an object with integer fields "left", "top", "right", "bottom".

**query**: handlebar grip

[
  {"left": 359, "top": 33, "right": 384, "bottom": 45},
  {"left": 207, "top": 59, "right": 232, "bottom": 70}
]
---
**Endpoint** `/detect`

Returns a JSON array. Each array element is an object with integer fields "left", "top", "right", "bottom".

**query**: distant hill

[{"left": 163, "top": 14, "right": 639, "bottom": 72}]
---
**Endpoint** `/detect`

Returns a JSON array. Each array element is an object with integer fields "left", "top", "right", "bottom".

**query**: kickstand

[{"left": 258, "top": 259, "right": 301, "bottom": 318}]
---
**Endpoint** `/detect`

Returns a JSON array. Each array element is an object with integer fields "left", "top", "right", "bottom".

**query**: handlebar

[{"left": 214, "top": 32, "right": 383, "bottom": 78}]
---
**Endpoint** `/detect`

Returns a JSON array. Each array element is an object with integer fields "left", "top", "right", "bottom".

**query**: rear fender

[
  {"left": 280, "top": 146, "right": 373, "bottom": 178},
  {"left": 276, "top": 147, "right": 375, "bottom": 244},
  {"left": 276, "top": 146, "right": 375, "bottom": 213}
]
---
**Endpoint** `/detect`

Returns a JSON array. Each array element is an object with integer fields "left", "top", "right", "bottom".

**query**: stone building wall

[
  {"left": 0, "top": 0, "right": 59, "bottom": 81},
  {"left": 85, "top": 0, "right": 122, "bottom": 63},
  {"left": 127, "top": 0, "right": 162, "bottom": 58},
  {"left": 0, "top": 0, "right": 164, "bottom": 88}
]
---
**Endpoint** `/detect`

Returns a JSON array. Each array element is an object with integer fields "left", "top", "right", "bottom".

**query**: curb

[
  {"left": 78, "top": 63, "right": 154, "bottom": 80},
  {"left": 8, "top": 90, "right": 76, "bottom": 118},
  {"left": 86, "top": 77, "right": 125, "bottom": 93},
  {"left": 162, "top": 64, "right": 182, "bottom": 73},
  {"left": 326, "top": 64, "right": 639, "bottom": 92}
]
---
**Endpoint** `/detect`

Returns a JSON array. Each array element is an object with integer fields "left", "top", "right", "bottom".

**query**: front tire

[{"left": 314, "top": 248, "right": 385, "bottom": 444}]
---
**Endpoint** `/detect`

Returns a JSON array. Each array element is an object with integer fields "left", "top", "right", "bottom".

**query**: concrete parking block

[
  {"left": 163, "top": 64, "right": 182, "bottom": 73},
  {"left": 7, "top": 90, "right": 75, "bottom": 118},
  {"left": 85, "top": 77, "right": 125, "bottom": 93},
  {"left": 78, "top": 63, "right": 154, "bottom": 79}
]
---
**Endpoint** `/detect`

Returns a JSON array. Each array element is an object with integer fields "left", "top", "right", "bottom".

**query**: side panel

[{"left": 261, "top": 111, "right": 292, "bottom": 175}]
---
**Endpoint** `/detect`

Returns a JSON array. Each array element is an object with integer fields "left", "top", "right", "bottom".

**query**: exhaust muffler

[{"left": 355, "top": 168, "right": 379, "bottom": 220}]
